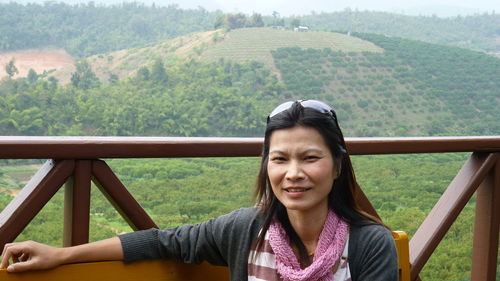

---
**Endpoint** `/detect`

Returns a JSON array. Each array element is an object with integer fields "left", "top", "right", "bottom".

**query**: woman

[{"left": 1, "top": 100, "right": 398, "bottom": 280}]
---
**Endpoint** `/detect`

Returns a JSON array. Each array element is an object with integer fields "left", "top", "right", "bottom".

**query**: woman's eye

[
  {"left": 271, "top": 157, "right": 286, "bottom": 162},
  {"left": 305, "top": 156, "right": 319, "bottom": 161}
]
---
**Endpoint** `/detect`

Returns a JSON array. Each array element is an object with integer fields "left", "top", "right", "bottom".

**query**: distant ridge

[{"left": 54, "top": 28, "right": 383, "bottom": 83}]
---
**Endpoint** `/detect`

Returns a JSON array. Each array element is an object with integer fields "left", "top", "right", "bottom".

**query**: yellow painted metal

[
  {"left": 1, "top": 232, "right": 410, "bottom": 281},
  {"left": 0, "top": 260, "right": 229, "bottom": 281},
  {"left": 393, "top": 230, "right": 411, "bottom": 281}
]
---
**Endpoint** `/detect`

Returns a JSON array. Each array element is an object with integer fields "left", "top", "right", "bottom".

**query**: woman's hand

[
  {"left": 1, "top": 241, "right": 64, "bottom": 272},
  {"left": 1, "top": 237, "right": 123, "bottom": 273}
]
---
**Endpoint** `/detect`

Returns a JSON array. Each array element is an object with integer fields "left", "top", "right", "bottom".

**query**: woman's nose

[{"left": 285, "top": 161, "right": 305, "bottom": 181}]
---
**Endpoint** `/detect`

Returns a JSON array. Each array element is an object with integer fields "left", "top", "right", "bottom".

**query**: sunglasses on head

[
  {"left": 268, "top": 99, "right": 337, "bottom": 121},
  {"left": 267, "top": 99, "right": 347, "bottom": 154}
]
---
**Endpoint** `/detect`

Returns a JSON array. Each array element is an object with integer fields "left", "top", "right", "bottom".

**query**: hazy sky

[{"left": 4, "top": 0, "right": 499, "bottom": 16}]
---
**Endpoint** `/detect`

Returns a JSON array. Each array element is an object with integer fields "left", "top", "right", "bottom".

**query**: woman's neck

[{"left": 286, "top": 204, "right": 329, "bottom": 251}]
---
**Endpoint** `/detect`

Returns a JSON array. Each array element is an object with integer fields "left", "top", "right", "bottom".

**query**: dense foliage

[
  {"left": 297, "top": 10, "right": 500, "bottom": 55},
  {"left": 1, "top": 34, "right": 498, "bottom": 138},
  {"left": 0, "top": 58, "right": 282, "bottom": 136},
  {"left": 0, "top": 2, "right": 216, "bottom": 57},
  {"left": 356, "top": 33, "right": 499, "bottom": 134},
  {"left": 271, "top": 37, "right": 499, "bottom": 136}
]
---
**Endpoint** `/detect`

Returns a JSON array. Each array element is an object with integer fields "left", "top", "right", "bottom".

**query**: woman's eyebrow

[
  {"left": 269, "top": 150, "right": 285, "bottom": 155},
  {"left": 269, "top": 148, "right": 325, "bottom": 156},
  {"left": 302, "top": 148, "right": 324, "bottom": 154}
]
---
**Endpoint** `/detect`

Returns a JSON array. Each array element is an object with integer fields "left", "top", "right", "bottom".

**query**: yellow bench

[
  {"left": 393, "top": 230, "right": 411, "bottom": 281},
  {"left": 1, "top": 231, "right": 410, "bottom": 281}
]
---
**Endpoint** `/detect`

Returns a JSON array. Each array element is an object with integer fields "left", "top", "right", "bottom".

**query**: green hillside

[
  {"left": 72, "top": 28, "right": 381, "bottom": 83},
  {"left": 2, "top": 28, "right": 499, "bottom": 137},
  {"left": 296, "top": 11, "right": 500, "bottom": 56},
  {"left": 200, "top": 28, "right": 382, "bottom": 67}
]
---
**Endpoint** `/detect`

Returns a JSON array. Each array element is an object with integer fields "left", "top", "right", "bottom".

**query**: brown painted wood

[
  {"left": 409, "top": 153, "right": 499, "bottom": 280},
  {"left": 471, "top": 156, "right": 500, "bottom": 281},
  {"left": 346, "top": 136, "right": 500, "bottom": 155},
  {"left": 0, "top": 160, "right": 74, "bottom": 249},
  {"left": 91, "top": 160, "right": 158, "bottom": 231},
  {"left": 63, "top": 160, "right": 91, "bottom": 247},
  {"left": 0, "top": 136, "right": 498, "bottom": 159},
  {"left": 0, "top": 137, "right": 264, "bottom": 159}
]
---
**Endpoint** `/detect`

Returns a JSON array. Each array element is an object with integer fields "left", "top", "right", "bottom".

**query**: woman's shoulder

[
  {"left": 348, "top": 223, "right": 399, "bottom": 280},
  {"left": 350, "top": 223, "right": 391, "bottom": 236},
  {"left": 349, "top": 223, "right": 393, "bottom": 246},
  {"left": 213, "top": 207, "right": 263, "bottom": 227}
]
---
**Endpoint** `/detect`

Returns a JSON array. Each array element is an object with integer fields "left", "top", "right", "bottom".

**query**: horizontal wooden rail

[{"left": 0, "top": 136, "right": 498, "bottom": 159}]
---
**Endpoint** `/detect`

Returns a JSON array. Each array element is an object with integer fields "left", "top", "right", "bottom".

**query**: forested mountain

[
  {"left": 1, "top": 28, "right": 498, "bottom": 137},
  {"left": 0, "top": 2, "right": 499, "bottom": 57},
  {"left": 0, "top": 2, "right": 217, "bottom": 57},
  {"left": 296, "top": 10, "right": 500, "bottom": 56}
]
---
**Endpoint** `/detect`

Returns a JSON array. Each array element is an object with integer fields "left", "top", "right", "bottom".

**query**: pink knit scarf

[{"left": 268, "top": 209, "right": 348, "bottom": 281}]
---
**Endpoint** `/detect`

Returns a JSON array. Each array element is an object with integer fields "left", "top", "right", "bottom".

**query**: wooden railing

[{"left": 0, "top": 136, "right": 499, "bottom": 281}]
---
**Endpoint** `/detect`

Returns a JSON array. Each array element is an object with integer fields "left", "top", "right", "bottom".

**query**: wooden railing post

[
  {"left": 471, "top": 154, "right": 500, "bottom": 281},
  {"left": 409, "top": 153, "right": 499, "bottom": 281},
  {"left": 63, "top": 160, "right": 92, "bottom": 247},
  {"left": 0, "top": 160, "right": 74, "bottom": 249}
]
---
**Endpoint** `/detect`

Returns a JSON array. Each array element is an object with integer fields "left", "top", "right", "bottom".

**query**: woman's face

[{"left": 267, "top": 126, "right": 338, "bottom": 215}]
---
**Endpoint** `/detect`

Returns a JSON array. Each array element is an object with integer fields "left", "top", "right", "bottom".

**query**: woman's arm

[{"left": 0, "top": 237, "right": 123, "bottom": 273}]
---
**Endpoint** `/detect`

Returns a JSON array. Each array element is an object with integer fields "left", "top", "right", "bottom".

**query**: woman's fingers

[
  {"left": 1, "top": 242, "right": 14, "bottom": 268},
  {"left": 1, "top": 242, "right": 30, "bottom": 269},
  {"left": 5, "top": 259, "right": 37, "bottom": 273},
  {"left": 0, "top": 241, "right": 57, "bottom": 272}
]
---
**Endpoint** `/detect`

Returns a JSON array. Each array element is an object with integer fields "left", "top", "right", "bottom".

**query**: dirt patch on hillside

[
  {"left": 0, "top": 186, "right": 20, "bottom": 197},
  {"left": 0, "top": 49, "right": 74, "bottom": 80},
  {"left": 9, "top": 172, "right": 35, "bottom": 182}
]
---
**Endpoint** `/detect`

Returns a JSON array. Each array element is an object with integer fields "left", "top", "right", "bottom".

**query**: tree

[
  {"left": 214, "top": 14, "right": 225, "bottom": 29},
  {"left": 136, "top": 66, "right": 150, "bottom": 81},
  {"left": 5, "top": 58, "right": 19, "bottom": 79},
  {"left": 225, "top": 13, "right": 247, "bottom": 30},
  {"left": 290, "top": 18, "right": 301, "bottom": 28},
  {"left": 150, "top": 58, "right": 167, "bottom": 84},
  {"left": 70, "top": 61, "right": 100, "bottom": 89},
  {"left": 248, "top": 13, "right": 264, "bottom": 27},
  {"left": 27, "top": 69, "right": 38, "bottom": 83},
  {"left": 108, "top": 73, "right": 119, "bottom": 84},
  {"left": 271, "top": 11, "right": 284, "bottom": 27}
]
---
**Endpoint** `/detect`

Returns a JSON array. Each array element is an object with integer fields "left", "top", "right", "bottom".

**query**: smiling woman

[
  {"left": 248, "top": 100, "right": 397, "bottom": 280},
  {"left": 1, "top": 100, "right": 398, "bottom": 281}
]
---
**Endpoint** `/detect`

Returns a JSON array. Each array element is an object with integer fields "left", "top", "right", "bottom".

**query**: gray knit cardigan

[{"left": 119, "top": 207, "right": 398, "bottom": 281}]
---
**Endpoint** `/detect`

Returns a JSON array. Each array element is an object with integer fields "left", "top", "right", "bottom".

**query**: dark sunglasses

[{"left": 268, "top": 99, "right": 337, "bottom": 121}]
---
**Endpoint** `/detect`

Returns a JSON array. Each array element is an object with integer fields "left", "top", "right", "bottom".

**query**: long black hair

[{"left": 253, "top": 101, "right": 382, "bottom": 264}]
